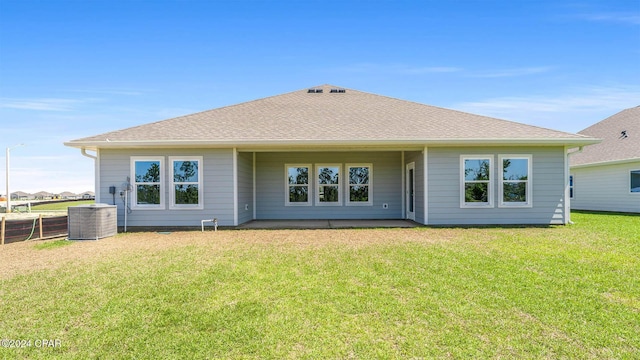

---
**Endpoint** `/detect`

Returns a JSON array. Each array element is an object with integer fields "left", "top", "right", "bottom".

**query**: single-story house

[
  {"left": 11, "top": 191, "right": 32, "bottom": 200},
  {"left": 65, "top": 85, "right": 598, "bottom": 227},
  {"left": 33, "top": 191, "right": 55, "bottom": 200},
  {"left": 80, "top": 191, "right": 96, "bottom": 200},
  {"left": 570, "top": 106, "right": 639, "bottom": 213},
  {"left": 59, "top": 191, "right": 79, "bottom": 200}
]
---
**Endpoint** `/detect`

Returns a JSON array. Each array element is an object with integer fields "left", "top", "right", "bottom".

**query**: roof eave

[
  {"left": 65, "top": 137, "right": 600, "bottom": 151},
  {"left": 571, "top": 157, "right": 640, "bottom": 169}
]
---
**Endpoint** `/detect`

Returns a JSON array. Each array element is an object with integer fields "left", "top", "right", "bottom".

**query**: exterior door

[{"left": 406, "top": 162, "right": 416, "bottom": 221}]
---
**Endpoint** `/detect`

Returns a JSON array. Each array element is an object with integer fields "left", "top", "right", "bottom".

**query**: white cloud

[
  {"left": 452, "top": 85, "right": 640, "bottom": 132},
  {"left": 336, "top": 63, "right": 463, "bottom": 75},
  {"left": 2, "top": 169, "right": 93, "bottom": 194},
  {"left": 1, "top": 154, "right": 94, "bottom": 194},
  {"left": 468, "top": 66, "right": 554, "bottom": 78},
  {"left": 574, "top": 12, "right": 640, "bottom": 25},
  {"left": 66, "top": 88, "right": 146, "bottom": 96},
  {"left": 0, "top": 98, "right": 88, "bottom": 111},
  {"left": 337, "top": 63, "right": 557, "bottom": 79}
]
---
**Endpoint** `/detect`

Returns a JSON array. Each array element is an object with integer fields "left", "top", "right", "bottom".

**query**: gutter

[
  {"left": 80, "top": 148, "right": 97, "bottom": 159},
  {"left": 567, "top": 146, "right": 584, "bottom": 158},
  {"left": 64, "top": 137, "right": 601, "bottom": 150},
  {"left": 570, "top": 157, "right": 640, "bottom": 169}
]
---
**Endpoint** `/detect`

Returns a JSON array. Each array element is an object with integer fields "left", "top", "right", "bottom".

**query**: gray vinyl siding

[
  {"left": 96, "top": 145, "right": 571, "bottom": 227},
  {"left": 570, "top": 161, "right": 640, "bottom": 213},
  {"left": 237, "top": 152, "right": 254, "bottom": 224},
  {"left": 427, "top": 147, "right": 567, "bottom": 225},
  {"left": 98, "top": 148, "right": 235, "bottom": 227},
  {"left": 404, "top": 151, "right": 425, "bottom": 224},
  {"left": 255, "top": 152, "right": 402, "bottom": 219}
]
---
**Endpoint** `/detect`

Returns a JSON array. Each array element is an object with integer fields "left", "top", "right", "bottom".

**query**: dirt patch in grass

[{"left": 0, "top": 228, "right": 457, "bottom": 280}]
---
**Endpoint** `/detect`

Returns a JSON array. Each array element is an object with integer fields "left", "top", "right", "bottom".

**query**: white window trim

[
  {"left": 498, "top": 155, "right": 533, "bottom": 208},
  {"left": 315, "top": 164, "right": 342, "bottom": 206},
  {"left": 169, "top": 156, "right": 204, "bottom": 210},
  {"left": 460, "top": 155, "right": 494, "bottom": 208},
  {"left": 131, "top": 156, "right": 165, "bottom": 210},
  {"left": 630, "top": 169, "right": 640, "bottom": 194},
  {"left": 346, "top": 163, "right": 373, "bottom": 206},
  {"left": 285, "top": 164, "right": 312, "bottom": 206}
]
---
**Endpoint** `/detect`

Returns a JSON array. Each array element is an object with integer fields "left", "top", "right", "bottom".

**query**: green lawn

[
  {"left": 29, "top": 200, "right": 95, "bottom": 211},
  {"left": 1, "top": 212, "right": 638, "bottom": 358}
]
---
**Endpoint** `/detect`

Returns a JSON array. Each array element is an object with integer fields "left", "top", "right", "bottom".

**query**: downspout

[
  {"left": 401, "top": 151, "right": 405, "bottom": 219},
  {"left": 81, "top": 148, "right": 97, "bottom": 160},
  {"left": 423, "top": 147, "right": 428, "bottom": 225},
  {"left": 233, "top": 148, "right": 238, "bottom": 226},
  {"left": 253, "top": 152, "right": 256, "bottom": 220},
  {"left": 565, "top": 146, "right": 584, "bottom": 224},
  {"left": 80, "top": 148, "right": 98, "bottom": 200}
]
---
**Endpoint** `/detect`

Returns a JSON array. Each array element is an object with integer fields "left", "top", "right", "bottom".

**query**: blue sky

[{"left": 1, "top": 0, "right": 639, "bottom": 193}]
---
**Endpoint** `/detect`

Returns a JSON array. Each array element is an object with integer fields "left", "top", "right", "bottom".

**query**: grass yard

[
  {"left": 29, "top": 200, "right": 95, "bottom": 211},
  {"left": 0, "top": 212, "right": 638, "bottom": 358}
]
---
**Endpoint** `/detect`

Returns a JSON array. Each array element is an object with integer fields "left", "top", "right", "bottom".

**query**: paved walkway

[{"left": 236, "top": 219, "right": 419, "bottom": 229}]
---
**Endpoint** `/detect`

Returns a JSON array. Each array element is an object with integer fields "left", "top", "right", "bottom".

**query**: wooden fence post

[
  {"left": 1, "top": 217, "right": 5, "bottom": 245},
  {"left": 39, "top": 214, "right": 43, "bottom": 240}
]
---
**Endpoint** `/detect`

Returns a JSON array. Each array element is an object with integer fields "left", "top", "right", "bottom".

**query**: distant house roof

[
  {"left": 571, "top": 106, "right": 640, "bottom": 167},
  {"left": 11, "top": 191, "right": 31, "bottom": 197},
  {"left": 33, "top": 191, "right": 54, "bottom": 197},
  {"left": 65, "top": 84, "right": 597, "bottom": 150}
]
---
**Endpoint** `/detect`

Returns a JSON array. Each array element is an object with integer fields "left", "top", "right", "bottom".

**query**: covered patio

[{"left": 236, "top": 219, "right": 419, "bottom": 230}]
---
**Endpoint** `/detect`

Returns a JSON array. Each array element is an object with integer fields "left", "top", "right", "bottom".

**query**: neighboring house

[
  {"left": 11, "top": 191, "right": 32, "bottom": 200},
  {"left": 81, "top": 191, "right": 95, "bottom": 200},
  {"left": 33, "top": 191, "right": 55, "bottom": 200},
  {"left": 65, "top": 85, "right": 597, "bottom": 227},
  {"left": 59, "top": 191, "right": 79, "bottom": 200},
  {"left": 570, "top": 106, "right": 640, "bottom": 213}
]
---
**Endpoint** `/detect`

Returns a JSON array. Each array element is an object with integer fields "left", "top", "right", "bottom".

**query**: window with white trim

[
  {"left": 346, "top": 164, "right": 372, "bottom": 206},
  {"left": 131, "top": 156, "right": 165, "bottom": 209},
  {"left": 170, "top": 156, "right": 203, "bottom": 209},
  {"left": 316, "top": 164, "right": 341, "bottom": 205},
  {"left": 286, "top": 165, "right": 311, "bottom": 205},
  {"left": 461, "top": 155, "right": 493, "bottom": 208},
  {"left": 499, "top": 155, "right": 532, "bottom": 207},
  {"left": 631, "top": 170, "right": 640, "bottom": 193}
]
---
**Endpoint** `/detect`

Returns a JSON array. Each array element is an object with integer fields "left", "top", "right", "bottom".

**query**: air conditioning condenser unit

[{"left": 68, "top": 204, "right": 117, "bottom": 240}]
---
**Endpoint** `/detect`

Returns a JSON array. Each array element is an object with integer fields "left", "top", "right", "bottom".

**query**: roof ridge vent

[
  {"left": 307, "top": 88, "right": 323, "bottom": 93},
  {"left": 330, "top": 88, "right": 346, "bottom": 93}
]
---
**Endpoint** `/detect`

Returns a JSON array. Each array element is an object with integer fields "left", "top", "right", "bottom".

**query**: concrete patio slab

[{"left": 236, "top": 219, "right": 419, "bottom": 230}]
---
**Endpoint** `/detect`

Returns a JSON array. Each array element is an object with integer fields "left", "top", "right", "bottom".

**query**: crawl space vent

[{"left": 68, "top": 204, "right": 117, "bottom": 240}]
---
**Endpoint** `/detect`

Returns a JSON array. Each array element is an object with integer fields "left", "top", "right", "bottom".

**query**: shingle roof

[
  {"left": 571, "top": 106, "right": 640, "bottom": 167},
  {"left": 11, "top": 191, "right": 31, "bottom": 196},
  {"left": 66, "top": 84, "right": 596, "bottom": 149}
]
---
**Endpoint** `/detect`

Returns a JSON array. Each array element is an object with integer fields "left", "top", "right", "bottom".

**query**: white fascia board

[
  {"left": 570, "top": 157, "right": 640, "bottom": 169},
  {"left": 64, "top": 137, "right": 601, "bottom": 151}
]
